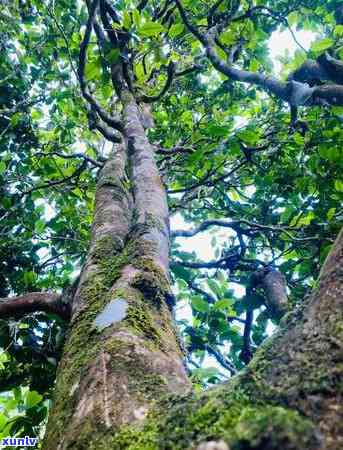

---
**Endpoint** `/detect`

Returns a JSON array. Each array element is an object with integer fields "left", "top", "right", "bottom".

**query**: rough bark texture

[
  {"left": 42, "top": 77, "right": 343, "bottom": 450},
  {"left": 43, "top": 111, "right": 343, "bottom": 449}
]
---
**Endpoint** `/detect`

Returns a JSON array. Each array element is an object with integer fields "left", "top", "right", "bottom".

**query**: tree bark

[{"left": 250, "top": 268, "right": 289, "bottom": 320}]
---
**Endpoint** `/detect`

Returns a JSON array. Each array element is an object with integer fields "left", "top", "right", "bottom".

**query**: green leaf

[
  {"left": 0, "top": 352, "right": 8, "bottom": 370},
  {"left": 311, "top": 38, "right": 333, "bottom": 54},
  {"left": 220, "top": 31, "right": 236, "bottom": 46},
  {"left": 214, "top": 298, "right": 234, "bottom": 310},
  {"left": 132, "top": 9, "right": 141, "bottom": 27},
  {"left": 123, "top": 11, "right": 131, "bottom": 29},
  {"left": 107, "top": 49, "right": 120, "bottom": 64},
  {"left": 334, "top": 179, "right": 343, "bottom": 192},
  {"left": 0, "top": 413, "right": 7, "bottom": 432},
  {"left": 180, "top": 110, "right": 193, "bottom": 127},
  {"left": 135, "top": 63, "right": 145, "bottom": 82},
  {"left": 191, "top": 296, "right": 210, "bottom": 313},
  {"left": 25, "top": 390, "right": 43, "bottom": 409},
  {"left": 334, "top": 25, "right": 343, "bottom": 37},
  {"left": 169, "top": 23, "right": 184, "bottom": 38},
  {"left": 31, "top": 109, "right": 43, "bottom": 120},
  {"left": 0, "top": 161, "right": 6, "bottom": 174},
  {"left": 35, "top": 219, "right": 45, "bottom": 233},
  {"left": 327, "top": 208, "right": 336, "bottom": 220},
  {"left": 139, "top": 21, "right": 165, "bottom": 37},
  {"left": 207, "top": 279, "right": 222, "bottom": 297},
  {"left": 287, "top": 11, "right": 299, "bottom": 26},
  {"left": 249, "top": 58, "right": 260, "bottom": 72},
  {"left": 207, "top": 124, "right": 229, "bottom": 137},
  {"left": 237, "top": 129, "right": 259, "bottom": 145},
  {"left": 23, "top": 271, "right": 37, "bottom": 285},
  {"left": 85, "top": 60, "right": 100, "bottom": 80},
  {"left": 293, "top": 132, "right": 304, "bottom": 145},
  {"left": 319, "top": 145, "right": 340, "bottom": 161},
  {"left": 10, "top": 112, "right": 21, "bottom": 126}
]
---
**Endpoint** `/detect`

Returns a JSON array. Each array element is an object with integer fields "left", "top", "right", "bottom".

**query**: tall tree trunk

[{"left": 43, "top": 95, "right": 190, "bottom": 450}]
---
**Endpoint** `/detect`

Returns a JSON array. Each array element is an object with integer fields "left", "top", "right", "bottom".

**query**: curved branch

[
  {"left": 175, "top": 0, "right": 288, "bottom": 98},
  {"left": 175, "top": 1, "right": 343, "bottom": 107},
  {"left": 93, "top": 120, "right": 122, "bottom": 143},
  {"left": 174, "top": 257, "right": 259, "bottom": 271},
  {"left": 0, "top": 292, "right": 71, "bottom": 321},
  {"left": 175, "top": 64, "right": 203, "bottom": 77},
  {"left": 290, "top": 53, "right": 343, "bottom": 86},
  {"left": 205, "top": 344, "right": 237, "bottom": 375},
  {"left": 172, "top": 218, "right": 303, "bottom": 238},
  {"left": 22, "top": 161, "right": 88, "bottom": 196},
  {"left": 172, "top": 219, "right": 243, "bottom": 238},
  {"left": 187, "top": 279, "right": 216, "bottom": 304}
]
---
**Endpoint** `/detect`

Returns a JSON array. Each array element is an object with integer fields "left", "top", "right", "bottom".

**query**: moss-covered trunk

[{"left": 43, "top": 92, "right": 190, "bottom": 450}]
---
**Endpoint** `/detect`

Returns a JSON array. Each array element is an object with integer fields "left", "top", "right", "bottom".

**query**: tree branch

[
  {"left": 175, "top": 0, "right": 343, "bottom": 107},
  {"left": 205, "top": 344, "right": 237, "bottom": 375},
  {"left": 139, "top": 61, "right": 176, "bottom": 103},
  {"left": 250, "top": 268, "right": 289, "bottom": 320},
  {"left": 22, "top": 161, "right": 88, "bottom": 196},
  {"left": 172, "top": 218, "right": 303, "bottom": 238},
  {"left": 36, "top": 150, "right": 103, "bottom": 168},
  {"left": 156, "top": 145, "right": 194, "bottom": 155},
  {"left": 240, "top": 308, "right": 253, "bottom": 364},
  {"left": 290, "top": 52, "right": 343, "bottom": 85},
  {"left": 175, "top": 64, "right": 203, "bottom": 77},
  {"left": 78, "top": 0, "right": 123, "bottom": 132},
  {"left": 0, "top": 292, "right": 71, "bottom": 321}
]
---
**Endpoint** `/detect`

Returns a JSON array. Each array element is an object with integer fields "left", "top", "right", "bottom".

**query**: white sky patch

[{"left": 268, "top": 28, "right": 317, "bottom": 75}]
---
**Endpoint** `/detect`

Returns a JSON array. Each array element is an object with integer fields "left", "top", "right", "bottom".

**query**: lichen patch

[{"left": 94, "top": 298, "right": 128, "bottom": 330}]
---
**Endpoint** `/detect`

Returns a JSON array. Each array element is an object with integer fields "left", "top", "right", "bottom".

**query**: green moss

[
  {"left": 44, "top": 224, "right": 183, "bottom": 449},
  {"left": 107, "top": 383, "right": 318, "bottom": 450},
  {"left": 132, "top": 256, "right": 170, "bottom": 303},
  {"left": 125, "top": 302, "right": 162, "bottom": 347},
  {"left": 144, "top": 212, "right": 166, "bottom": 233},
  {"left": 228, "top": 405, "right": 317, "bottom": 450},
  {"left": 92, "top": 235, "right": 124, "bottom": 259}
]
